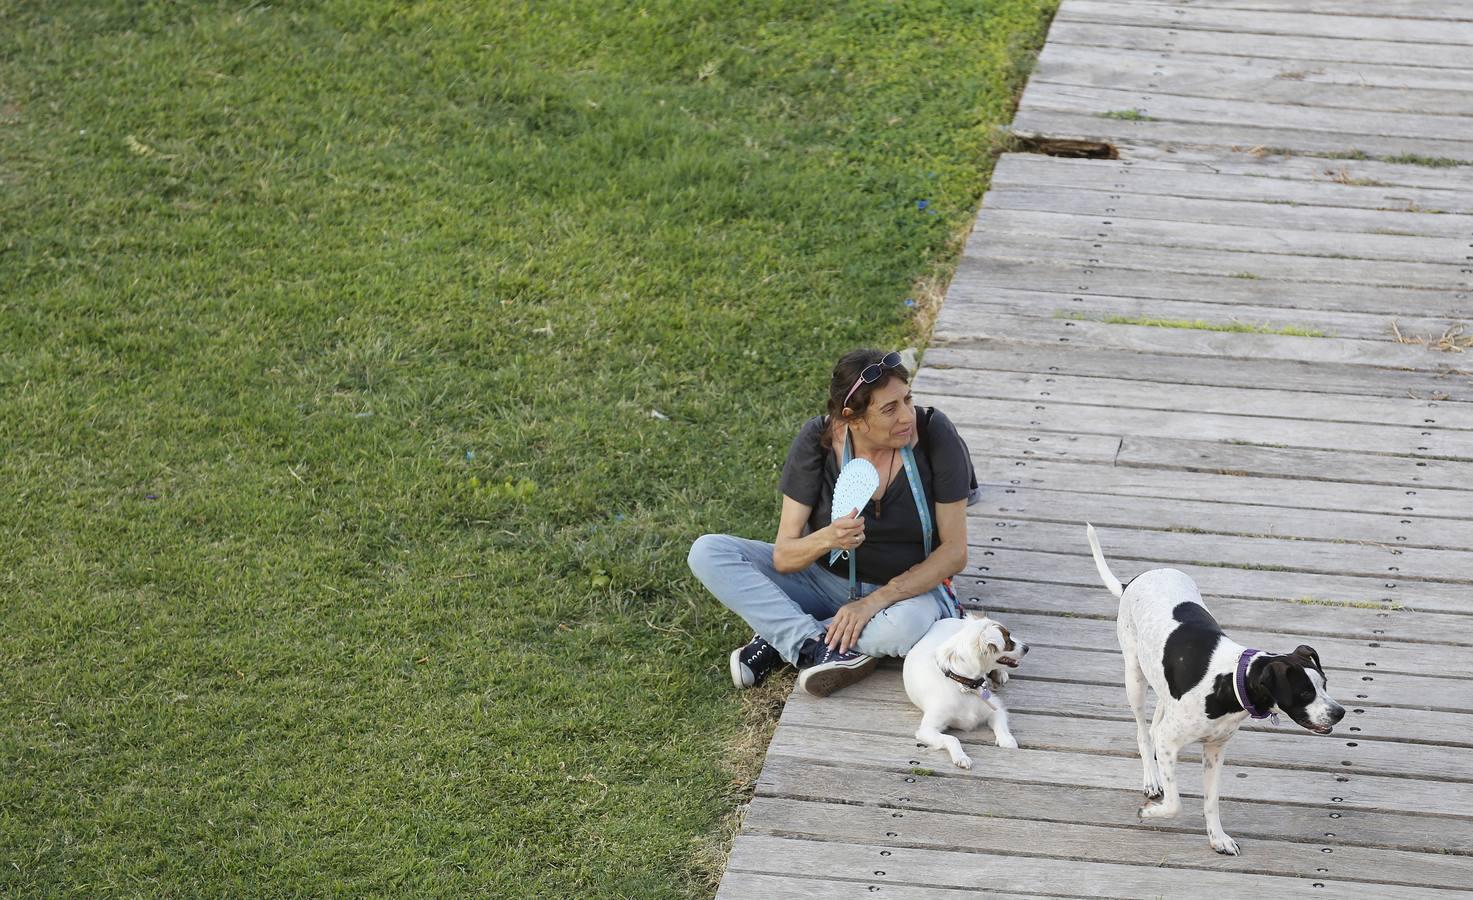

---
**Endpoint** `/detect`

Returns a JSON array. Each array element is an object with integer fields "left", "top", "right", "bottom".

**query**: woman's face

[{"left": 853, "top": 377, "right": 915, "bottom": 448}]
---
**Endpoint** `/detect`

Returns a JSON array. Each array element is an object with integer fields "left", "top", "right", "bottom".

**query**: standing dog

[
  {"left": 903, "top": 613, "right": 1029, "bottom": 769},
  {"left": 1088, "top": 525, "right": 1344, "bottom": 855}
]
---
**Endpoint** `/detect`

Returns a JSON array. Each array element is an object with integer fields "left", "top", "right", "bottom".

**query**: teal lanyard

[
  {"left": 899, "top": 444, "right": 932, "bottom": 556},
  {"left": 829, "top": 432, "right": 936, "bottom": 604}
]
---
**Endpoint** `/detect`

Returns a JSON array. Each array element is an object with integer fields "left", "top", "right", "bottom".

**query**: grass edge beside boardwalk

[{"left": 0, "top": 2, "right": 1058, "bottom": 895}]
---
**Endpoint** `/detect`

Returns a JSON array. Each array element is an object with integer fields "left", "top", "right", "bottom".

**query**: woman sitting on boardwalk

[{"left": 689, "top": 348, "right": 978, "bottom": 697}]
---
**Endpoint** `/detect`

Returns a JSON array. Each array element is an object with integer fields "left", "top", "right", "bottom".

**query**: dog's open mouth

[
  {"left": 1310, "top": 724, "right": 1333, "bottom": 735},
  {"left": 997, "top": 656, "right": 1020, "bottom": 668}
]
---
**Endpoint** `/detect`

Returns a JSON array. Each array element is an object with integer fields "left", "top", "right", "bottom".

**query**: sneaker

[
  {"left": 795, "top": 639, "right": 877, "bottom": 698},
  {"left": 730, "top": 634, "right": 783, "bottom": 689}
]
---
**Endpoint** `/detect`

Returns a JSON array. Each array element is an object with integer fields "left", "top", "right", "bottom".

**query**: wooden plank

[
  {"left": 1022, "top": 81, "right": 1473, "bottom": 144},
  {"left": 718, "top": 871, "right": 1072, "bottom": 900},
  {"left": 923, "top": 366, "right": 1473, "bottom": 431},
  {"left": 1115, "top": 0, "right": 1473, "bottom": 21},
  {"left": 968, "top": 456, "right": 1473, "bottom": 521},
  {"left": 931, "top": 314, "right": 1456, "bottom": 372},
  {"left": 950, "top": 260, "right": 1473, "bottom": 328},
  {"left": 963, "top": 232, "right": 1468, "bottom": 290},
  {"left": 757, "top": 755, "right": 1473, "bottom": 857},
  {"left": 966, "top": 576, "right": 1473, "bottom": 647},
  {"left": 962, "top": 517, "right": 1473, "bottom": 591},
  {"left": 953, "top": 424, "right": 1123, "bottom": 465},
  {"left": 744, "top": 797, "right": 1473, "bottom": 891},
  {"left": 992, "top": 153, "right": 1473, "bottom": 214},
  {"left": 1058, "top": 0, "right": 1473, "bottom": 46},
  {"left": 776, "top": 696, "right": 1473, "bottom": 786},
  {"left": 1113, "top": 434, "right": 1473, "bottom": 491},
  {"left": 948, "top": 254, "right": 1473, "bottom": 323},
  {"left": 944, "top": 289, "right": 1457, "bottom": 343},
  {"left": 1047, "top": 20, "right": 1473, "bottom": 72},
  {"left": 836, "top": 669, "right": 1473, "bottom": 749},
  {"left": 728, "top": 835, "right": 1473, "bottom": 900},
  {"left": 963, "top": 545, "right": 1473, "bottom": 615},
  {"left": 1032, "top": 42, "right": 1473, "bottom": 100},
  {"left": 1080, "top": 147, "right": 1473, "bottom": 194},
  {"left": 983, "top": 185, "right": 1473, "bottom": 241},
  {"left": 766, "top": 721, "right": 1473, "bottom": 819},
  {"left": 1012, "top": 108, "right": 1473, "bottom": 164},
  {"left": 925, "top": 343, "right": 1473, "bottom": 402},
  {"left": 974, "top": 205, "right": 1472, "bottom": 265},
  {"left": 1030, "top": 66, "right": 1473, "bottom": 120},
  {"left": 968, "top": 487, "right": 1473, "bottom": 552},
  {"left": 933, "top": 392, "right": 1465, "bottom": 458}
]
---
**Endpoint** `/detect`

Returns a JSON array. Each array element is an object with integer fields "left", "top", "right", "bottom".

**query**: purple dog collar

[{"left": 1234, "top": 649, "right": 1273, "bottom": 719}]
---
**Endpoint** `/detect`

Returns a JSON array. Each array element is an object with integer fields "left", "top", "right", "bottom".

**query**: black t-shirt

[{"left": 779, "top": 407, "right": 975, "bottom": 585}]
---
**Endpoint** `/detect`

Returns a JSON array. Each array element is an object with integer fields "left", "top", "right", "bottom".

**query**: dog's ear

[
  {"left": 1255, "top": 656, "right": 1294, "bottom": 709},
  {"left": 936, "top": 636, "right": 967, "bottom": 674},
  {"left": 1292, "top": 644, "right": 1322, "bottom": 673}
]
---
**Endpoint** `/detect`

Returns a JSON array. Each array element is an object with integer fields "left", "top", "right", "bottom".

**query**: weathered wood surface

[
  {"left": 717, "top": 1, "right": 1473, "bottom": 896},
  {"left": 961, "top": 234, "right": 1466, "bottom": 288},
  {"left": 726, "top": 834, "right": 1473, "bottom": 900},
  {"left": 991, "top": 154, "right": 1473, "bottom": 213},
  {"left": 928, "top": 343, "right": 1473, "bottom": 402}
]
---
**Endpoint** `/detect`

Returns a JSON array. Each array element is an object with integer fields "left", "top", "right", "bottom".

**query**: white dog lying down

[{"left": 903, "top": 613, "right": 1030, "bottom": 769}]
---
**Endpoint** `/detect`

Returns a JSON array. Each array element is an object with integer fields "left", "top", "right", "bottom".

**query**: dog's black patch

[
  {"left": 1163, "top": 602, "right": 1223, "bottom": 699},
  {"left": 1205, "top": 672, "right": 1240, "bottom": 719}
]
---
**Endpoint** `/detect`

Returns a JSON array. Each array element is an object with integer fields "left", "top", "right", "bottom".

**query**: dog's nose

[
  {"left": 1330, "top": 704, "right": 1345, "bottom": 724},
  {"left": 1017, "top": 642, "right": 1030, "bottom": 657}
]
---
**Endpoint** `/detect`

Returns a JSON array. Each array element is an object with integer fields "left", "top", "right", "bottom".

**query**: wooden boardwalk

[{"left": 718, "top": 1, "right": 1473, "bottom": 897}]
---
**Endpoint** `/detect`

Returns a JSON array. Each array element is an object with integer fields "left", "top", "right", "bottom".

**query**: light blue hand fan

[
  {"left": 832, "top": 457, "right": 879, "bottom": 523},
  {"left": 830, "top": 457, "right": 878, "bottom": 601}
]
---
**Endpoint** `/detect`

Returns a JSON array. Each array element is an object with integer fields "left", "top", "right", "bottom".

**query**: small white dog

[{"left": 903, "top": 613, "right": 1030, "bottom": 769}]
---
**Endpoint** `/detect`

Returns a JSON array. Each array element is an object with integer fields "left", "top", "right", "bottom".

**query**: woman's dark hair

[{"left": 821, "top": 348, "right": 910, "bottom": 448}]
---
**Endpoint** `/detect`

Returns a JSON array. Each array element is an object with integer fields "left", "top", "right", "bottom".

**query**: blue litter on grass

[
  {"left": 465, "top": 450, "right": 475, "bottom": 460},
  {"left": 904, "top": 299, "right": 916, "bottom": 308},
  {"left": 916, "top": 200, "right": 929, "bottom": 210}
]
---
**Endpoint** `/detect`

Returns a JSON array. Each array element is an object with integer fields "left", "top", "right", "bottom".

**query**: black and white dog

[{"left": 1087, "top": 525, "right": 1344, "bottom": 856}]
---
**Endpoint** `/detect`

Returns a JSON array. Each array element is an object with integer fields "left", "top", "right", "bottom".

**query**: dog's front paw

[
  {"left": 1143, "top": 780, "right": 1164, "bottom": 801},
  {"left": 995, "top": 734, "right": 1018, "bottom": 750},
  {"left": 1210, "top": 835, "right": 1241, "bottom": 856},
  {"left": 953, "top": 754, "right": 973, "bottom": 770},
  {"left": 989, "top": 669, "right": 1009, "bottom": 687}
]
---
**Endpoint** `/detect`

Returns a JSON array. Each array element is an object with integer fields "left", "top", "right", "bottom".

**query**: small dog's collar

[
  {"left": 942, "top": 667, "right": 989, "bottom": 691},
  {"left": 1234, "top": 649, "right": 1273, "bottom": 719}
]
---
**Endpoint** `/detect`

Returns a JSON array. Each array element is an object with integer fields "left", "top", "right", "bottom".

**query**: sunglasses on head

[{"left": 843, "top": 351, "right": 903, "bottom": 408}]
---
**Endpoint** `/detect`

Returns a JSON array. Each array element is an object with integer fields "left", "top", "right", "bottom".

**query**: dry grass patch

[
  {"left": 690, "top": 672, "right": 795, "bottom": 892},
  {"left": 1392, "top": 321, "right": 1473, "bottom": 353}
]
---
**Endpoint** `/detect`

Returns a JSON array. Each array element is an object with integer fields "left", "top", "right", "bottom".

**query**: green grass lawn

[{"left": 0, "top": 1, "right": 1056, "bottom": 894}]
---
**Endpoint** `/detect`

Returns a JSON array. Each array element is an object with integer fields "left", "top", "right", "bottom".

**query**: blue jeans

[{"left": 687, "top": 533, "right": 955, "bottom": 665}]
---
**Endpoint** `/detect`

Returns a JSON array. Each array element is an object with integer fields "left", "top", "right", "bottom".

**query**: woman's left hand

[{"left": 826, "top": 596, "right": 885, "bottom": 654}]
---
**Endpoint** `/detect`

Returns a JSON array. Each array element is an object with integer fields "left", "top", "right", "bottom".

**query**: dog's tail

[{"left": 1086, "top": 523, "right": 1124, "bottom": 598}]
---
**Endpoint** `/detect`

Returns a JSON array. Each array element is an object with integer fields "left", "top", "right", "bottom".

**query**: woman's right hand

[{"left": 829, "top": 510, "right": 865, "bottom": 552}]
